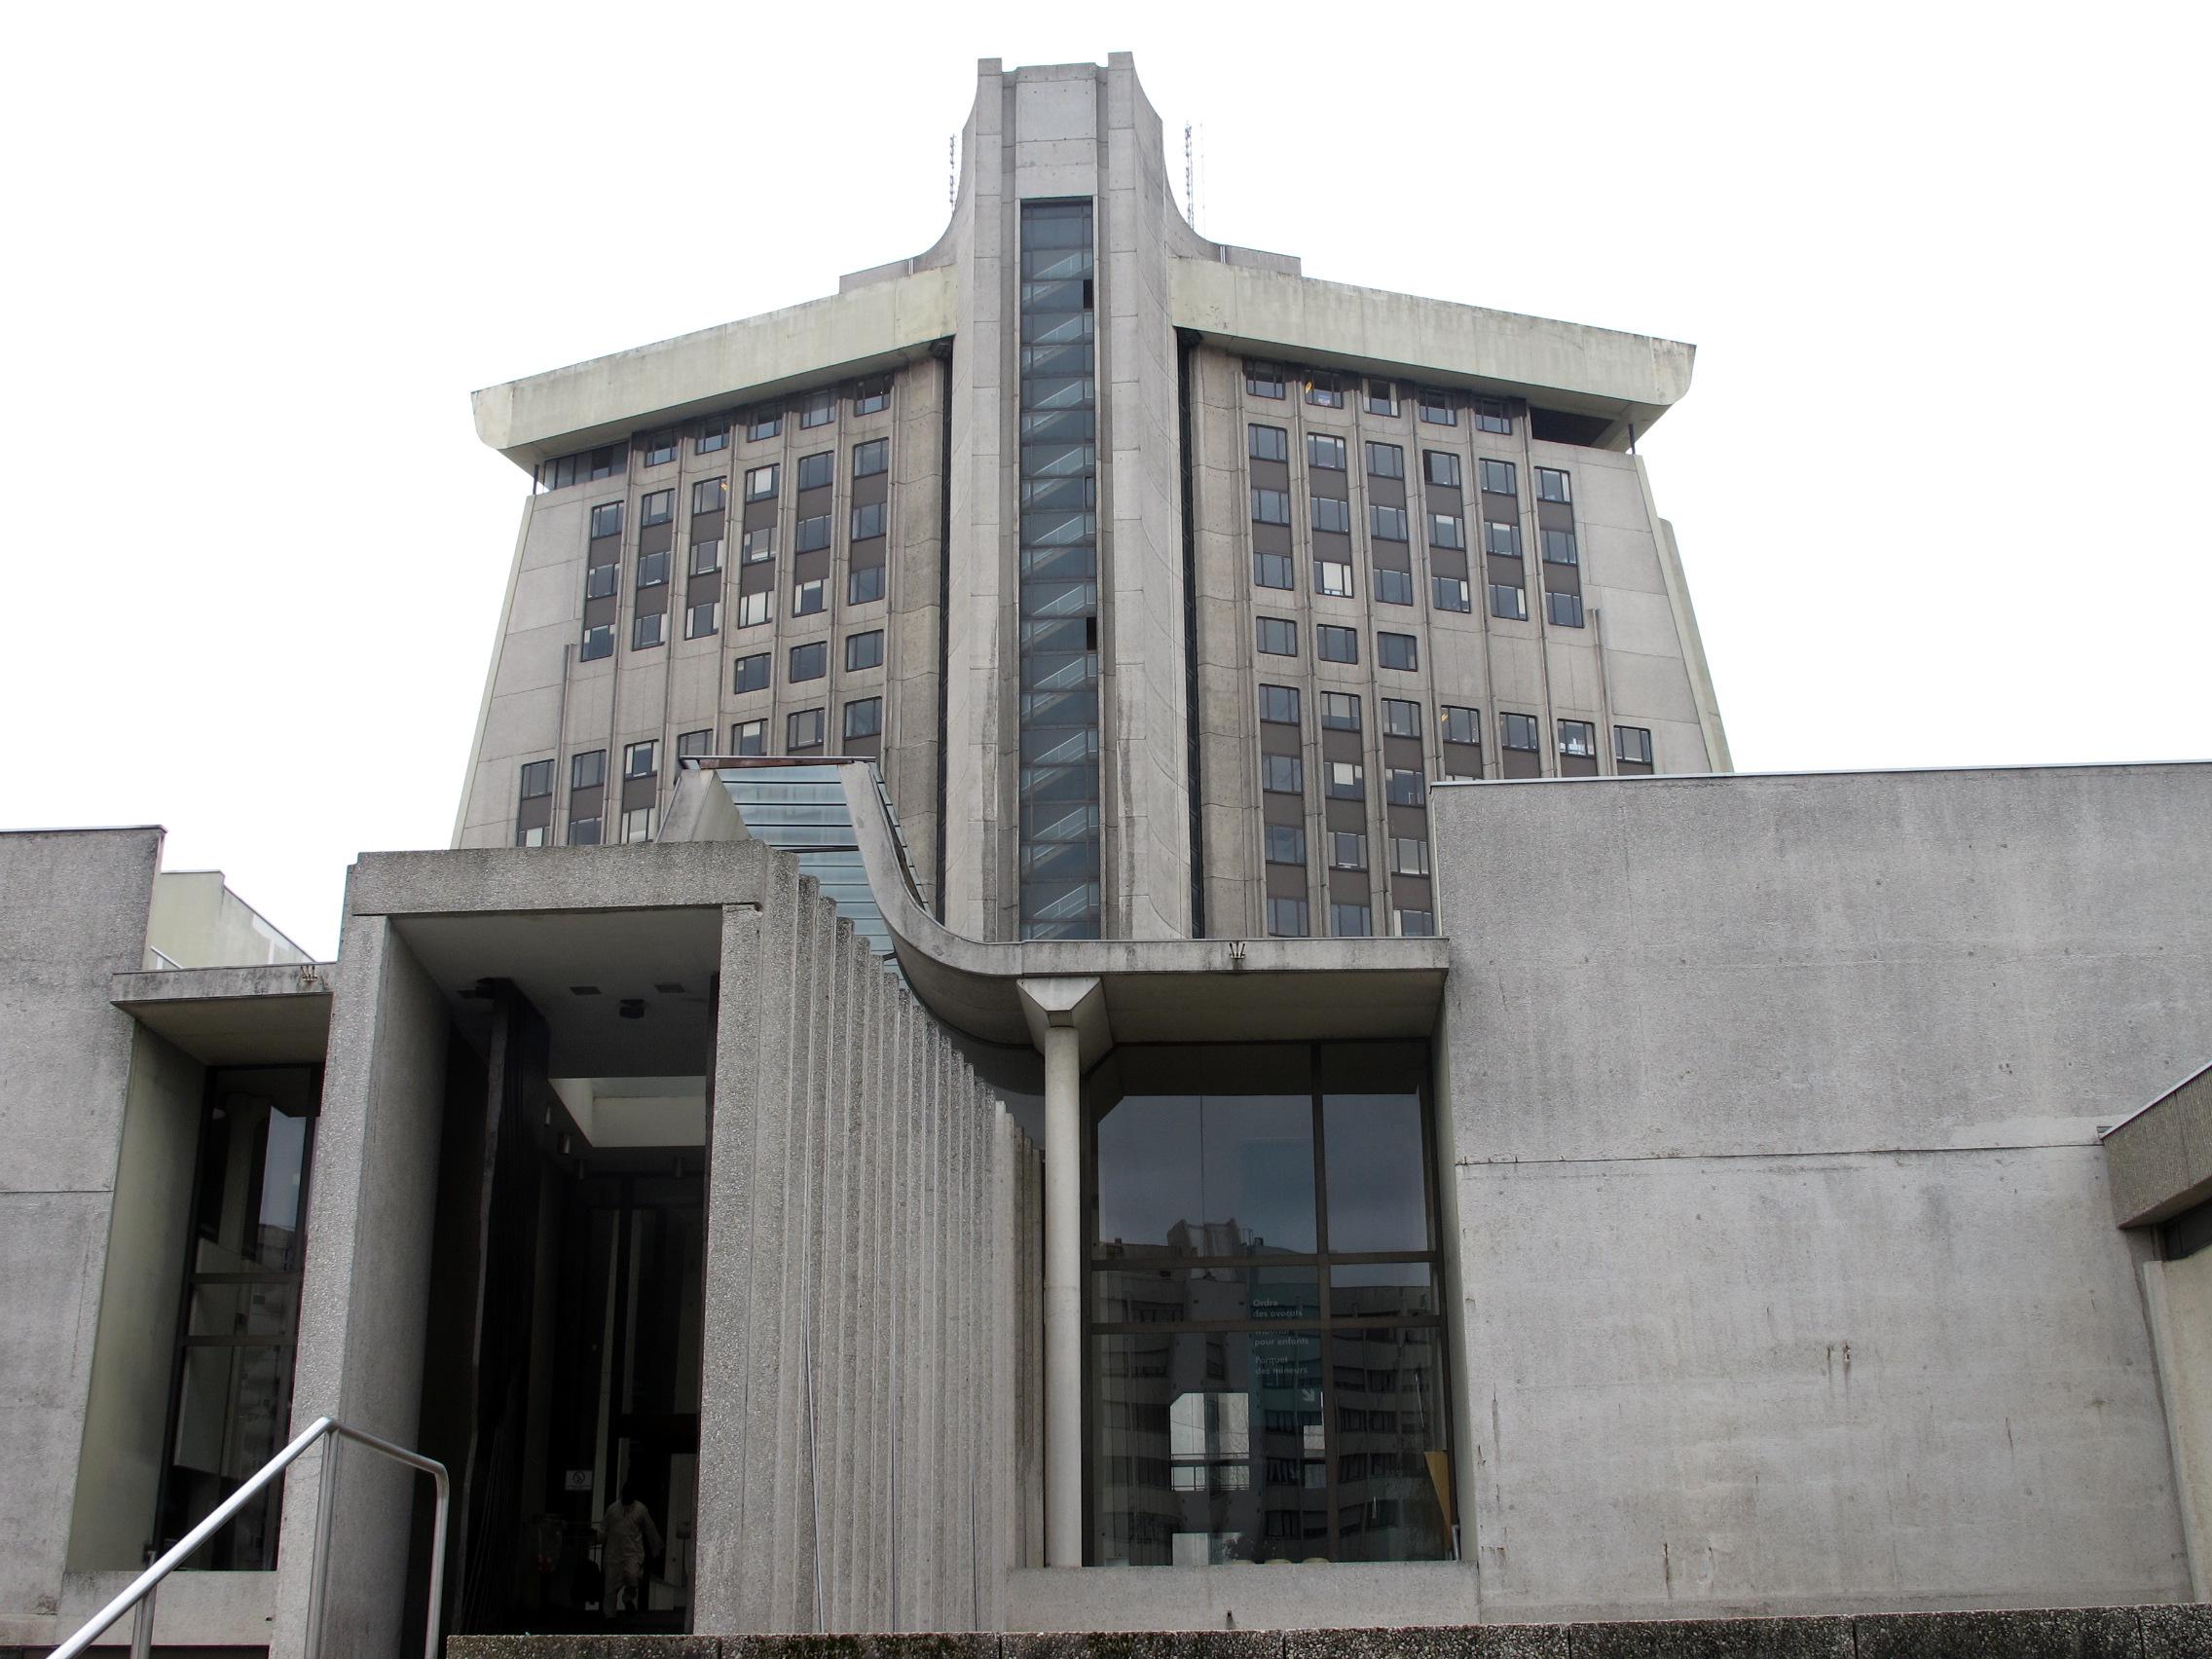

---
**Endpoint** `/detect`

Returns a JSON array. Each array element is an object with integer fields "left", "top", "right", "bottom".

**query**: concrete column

[
  {"left": 1015, "top": 977, "right": 1108, "bottom": 1569},
  {"left": 1040, "top": 1018, "right": 1082, "bottom": 1567}
]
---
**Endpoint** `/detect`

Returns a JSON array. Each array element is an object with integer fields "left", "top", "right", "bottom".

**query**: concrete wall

[
  {"left": 269, "top": 912, "right": 453, "bottom": 1659},
  {"left": 696, "top": 849, "right": 1044, "bottom": 1633},
  {"left": 146, "top": 869, "right": 312, "bottom": 970},
  {"left": 1432, "top": 765, "right": 2212, "bottom": 1620},
  {"left": 2143, "top": 1247, "right": 2212, "bottom": 1599},
  {"left": 0, "top": 828, "right": 160, "bottom": 1645}
]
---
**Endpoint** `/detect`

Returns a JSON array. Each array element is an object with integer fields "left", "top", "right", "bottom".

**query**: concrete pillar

[{"left": 1015, "top": 977, "right": 1108, "bottom": 1568}]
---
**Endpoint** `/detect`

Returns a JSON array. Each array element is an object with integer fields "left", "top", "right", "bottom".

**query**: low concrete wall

[
  {"left": 695, "top": 851, "right": 1045, "bottom": 1633},
  {"left": 448, "top": 1603, "right": 2212, "bottom": 1658}
]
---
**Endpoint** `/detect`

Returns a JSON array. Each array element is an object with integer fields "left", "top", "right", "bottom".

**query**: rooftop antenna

[{"left": 949, "top": 135, "right": 957, "bottom": 206}]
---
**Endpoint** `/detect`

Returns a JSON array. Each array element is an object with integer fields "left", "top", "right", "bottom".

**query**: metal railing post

[{"left": 128, "top": 1587, "right": 153, "bottom": 1659}]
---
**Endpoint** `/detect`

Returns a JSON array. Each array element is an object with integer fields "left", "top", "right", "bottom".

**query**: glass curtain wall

[
  {"left": 158, "top": 1065, "right": 320, "bottom": 1567},
  {"left": 1087, "top": 1043, "right": 1452, "bottom": 1565},
  {"left": 1016, "top": 198, "right": 1102, "bottom": 939}
]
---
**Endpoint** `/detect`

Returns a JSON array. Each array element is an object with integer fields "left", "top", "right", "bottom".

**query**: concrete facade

[
  {"left": 1431, "top": 765, "right": 2212, "bottom": 1619},
  {"left": 454, "top": 53, "right": 1726, "bottom": 949}
]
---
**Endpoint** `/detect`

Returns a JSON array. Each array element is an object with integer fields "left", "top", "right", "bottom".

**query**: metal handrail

[{"left": 53, "top": 1414, "right": 449, "bottom": 1659}]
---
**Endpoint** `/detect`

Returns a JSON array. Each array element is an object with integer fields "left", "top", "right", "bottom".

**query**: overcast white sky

[{"left": 4, "top": 3, "right": 2205, "bottom": 957}]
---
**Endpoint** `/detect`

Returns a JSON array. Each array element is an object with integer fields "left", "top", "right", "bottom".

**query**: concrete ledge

[
  {"left": 109, "top": 962, "right": 334, "bottom": 1063},
  {"left": 348, "top": 842, "right": 770, "bottom": 918},
  {"left": 440, "top": 1607, "right": 2212, "bottom": 1659},
  {"left": 2106, "top": 1061, "right": 2212, "bottom": 1228}
]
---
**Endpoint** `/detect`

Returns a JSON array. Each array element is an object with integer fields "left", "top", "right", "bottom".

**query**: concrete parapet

[{"left": 442, "top": 1605, "right": 2212, "bottom": 1658}]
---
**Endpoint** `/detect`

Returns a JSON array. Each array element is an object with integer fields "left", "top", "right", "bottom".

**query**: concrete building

[
  {"left": 454, "top": 54, "right": 1727, "bottom": 946},
  {"left": 6, "top": 49, "right": 2212, "bottom": 1659}
]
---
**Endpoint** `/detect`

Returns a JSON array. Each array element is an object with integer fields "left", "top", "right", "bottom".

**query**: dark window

[
  {"left": 1267, "top": 896, "right": 1310, "bottom": 937},
  {"left": 1257, "top": 617, "right": 1299, "bottom": 656},
  {"left": 1314, "top": 558, "right": 1353, "bottom": 598},
  {"left": 1263, "top": 753, "right": 1305, "bottom": 793},
  {"left": 636, "top": 549, "right": 670, "bottom": 588},
  {"left": 1558, "top": 719, "right": 1598, "bottom": 758},
  {"left": 1541, "top": 528, "right": 1578, "bottom": 565},
  {"left": 851, "top": 377, "right": 890, "bottom": 416},
  {"left": 1536, "top": 467, "right": 1572, "bottom": 504},
  {"left": 1615, "top": 725, "right": 1655, "bottom": 766},
  {"left": 1249, "top": 424, "right": 1289, "bottom": 462},
  {"left": 1369, "top": 504, "right": 1409, "bottom": 541},
  {"left": 1375, "top": 568, "right": 1414, "bottom": 606},
  {"left": 1386, "top": 767, "right": 1426, "bottom": 807},
  {"left": 1366, "top": 380, "right": 1398, "bottom": 416},
  {"left": 794, "top": 514, "right": 832, "bottom": 553},
  {"left": 1327, "top": 760, "right": 1365, "bottom": 800},
  {"left": 1309, "top": 432, "right": 1347, "bottom": 471},
  {"left": 1427, "top": 514, "right": 1466, "bottom": 551},
  {"left": 1377, "top": 632, "right": 1418, "bottom": 671},
  {"left": 1266, "top": 824, "right": 1307, "bottom": 866},
  {"left": 571, "top": 750, "right": 607, "bottom": 790},
  {"left": 854, "top": 437, "right": 890, "bottom": 477},
  {"left": 1246, "top": 362, "right": 1287, "bottom": 398},
  {"left": 1382, "top": 698, "right": 1420, "bottom": 739},
  {"left": 1316, "top": 625, "right": 1358, "bottom": 663},
  {"left": 1479, "top": 459, "right": 1517, "bottom": 496},
  {"left": 745, "top": 464, "right": 779, "bottom": 500},
  {"left": 789, "top": 707, "right": 826, "bottom": 749},
  {"left": 585, "top": 564, "right": 618, "bottom": 600},
  {"left": 843, "top": 697, "right": 882, "bottom": 740},
  {"left": 677, "top": 728, "right": 714, "bottom": 758},
  {"left": 1329, "top": 830, "right": 1367, "bottom": 870},
  {"left": 1476, "top": 397, "right": 1511, "bottom": 435},
  {"left": 797, "top": 452, "right": 834, "bottom": 492},
  {"left": 1331, "top": 902, "right": 1374, "bottom": 937},
  {"left": 731, "top": 719, "right": 766, "bottom": 756},
  {"left": 697, "top": 422, "right": 730, "bottom": 455},
  {"left": 851, "top": 500, "right": 887, "bottom": 540},
  {"left": 1254, "top": 551, "right": 1295, "bottom": 590},
  {"left": 849, "top": 565, "right": 886, "bottom": 605},
  {"left": 846, "top": 630, "right": 884, "bottom": 671},
  {"left": 1546, "top": 591, "right": 1585, "bottom": 628},
  {"left": 1501, "top": 713, "right": 1540, "bottom": 752},
  {"left": 644, "top": 430, "right": 678, "bottom": 466},
  {"left": 1260, "top": 684, "right": 1302, "bottom": 725},
  {"left": 1312, "top": 496, "right": 1352, "bottom": 535},
  {"left": 1366, "top": 442, "right": 1405, "bottom": 480},
  {"left": 733, "top": 652, "right": 770, "bottom": 693},
  {"left": 742, "top": 526, "right": 776, "bottom": 563},
  {"left": 1321, "top": 692, "right": 1360, "bottom": 732},
  {"left": 692, "top": 477, "right": 727, "bottom": 515},
  {"left": 684, "top": 600, "right": 718, "bottom": 639},
  {"left": 1422, "top": 451, "right": 1461, "bottom": 490},
  {"left": 568, "top": 814, "right": 601, "bottom": 846},
  {"left": 689, "top": 537, "right": 723, "bottom": 576},
  {"left": 793, "top": 577, "right": 826, "bottom": 616},
  {"left": 1433, "top": 575, "right": 1471, "bottom": 611},
  {"left": 580, "top": 624, "right": 612, "bottom": 661},
  {"left": 641, "top": 490, "right": 674, "bottom": 527},
  {"left": 623, "top": 740, "right": 657, "bottom": 779},
  {"left": 1490, "top": 584, "right": 1529, "bottom": 621},
  {"left": 1418, "top": 389, "right": 1456, "bottom": 425},
  {"left": 747, "top": 408, "right": 782, "bottom": 441},
  {"left": 801, "top": 389, "right": 836, "bottom": 428},
  {"left": 1391, "top": 837, "right": 1430, "bottom": 876},
  {"left": 1252, "top": 488, "right": 1292, "bottom": 525},
  {"left": 1440, "top": 706, "right": 1480, "bottom": 746},
  {"left": 519, "top": 759, "right": 554, "bottom": 798},
  {"left": 1395, "top": 908, "right": 1436, "bottom": 937},
  {"left": 589, "top": 501, "right": 623, "bottom": 538},
  {"left": 790, "top": 642, "right": 827, "bottom": 682},
  {"left": 1304, "top": 372, "right": 1346, "bottom": 408},
  {"left": 1484, "top": 521, "right": 1522, "bottom": 558}
]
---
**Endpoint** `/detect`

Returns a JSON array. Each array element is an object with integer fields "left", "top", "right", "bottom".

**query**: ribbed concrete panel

[{"left": 699, "top": 849, "right": 1046, "bottom": 1634}]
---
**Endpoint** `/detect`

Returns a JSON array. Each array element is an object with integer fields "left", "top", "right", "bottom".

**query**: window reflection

[{"left": 1087, "top": 1043, "right": 1449, "bottom": 1565}]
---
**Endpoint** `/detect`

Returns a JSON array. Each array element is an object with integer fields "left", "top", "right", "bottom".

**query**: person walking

[{"left": 599, "top": 1484, "right": 663, "bottom": 1616}]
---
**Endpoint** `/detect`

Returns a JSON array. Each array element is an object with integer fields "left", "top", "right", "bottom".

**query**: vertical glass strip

[{"left": 1017, "top": 200, "right": 1101, "bottom": 939}]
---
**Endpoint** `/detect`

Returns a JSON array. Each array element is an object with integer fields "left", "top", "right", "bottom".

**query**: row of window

[
  {"left": 1256, "top": 617, "right": 1419, "bottom": 670},
  {"left": 1260, "top": 753, "right": 1429, "bottom": 807},
  {"left": 535, "top": 380, "right": 892, "bottom": 494},
  {"left": 1259, "top": 684, "right": 1654, "bottom": 772},
  {"left": 1243, "top": 364, "right": 1514, "bottom": 435},
  {"left": 1265, "top": 897, "right": 1433, "bottom": 940},
  {"left": 1250, "top": 427, "right": 1567, "bottom": 502},
  {"left": 1264, "top": 824, "right": 1434, "bottom": 877},
  {"left": 730, "top": 628, "right": 883, "bottom": 692}
]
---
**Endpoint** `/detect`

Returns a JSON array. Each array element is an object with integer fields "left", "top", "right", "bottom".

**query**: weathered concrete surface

[
  {"left": 1435, "top": 765, "right": 2212, "bottom": 1620},
  {"left": 0, "top": 828, "right": 160, "bottom": 1644},
  {"left": 349, "top": 840, "right": 769, "bottom": 917},
  {"left": 1009, "top": 1563, "right": 1481, "bottom": 1633},
  {"left": 2106, "top": 1064, "right": 2212, "bottom": 1228},
  {"left": 2140, "top": 1246, "right": 2212, "bottom": 1596}
]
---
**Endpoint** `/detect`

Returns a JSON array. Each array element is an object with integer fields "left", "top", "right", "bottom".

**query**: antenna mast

[
  {"left": 949, "top": 135, "right": 956, "bottom": 205},
  {"left": 1183, "top": 124, "right": 1197, "bottom": 232}
]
